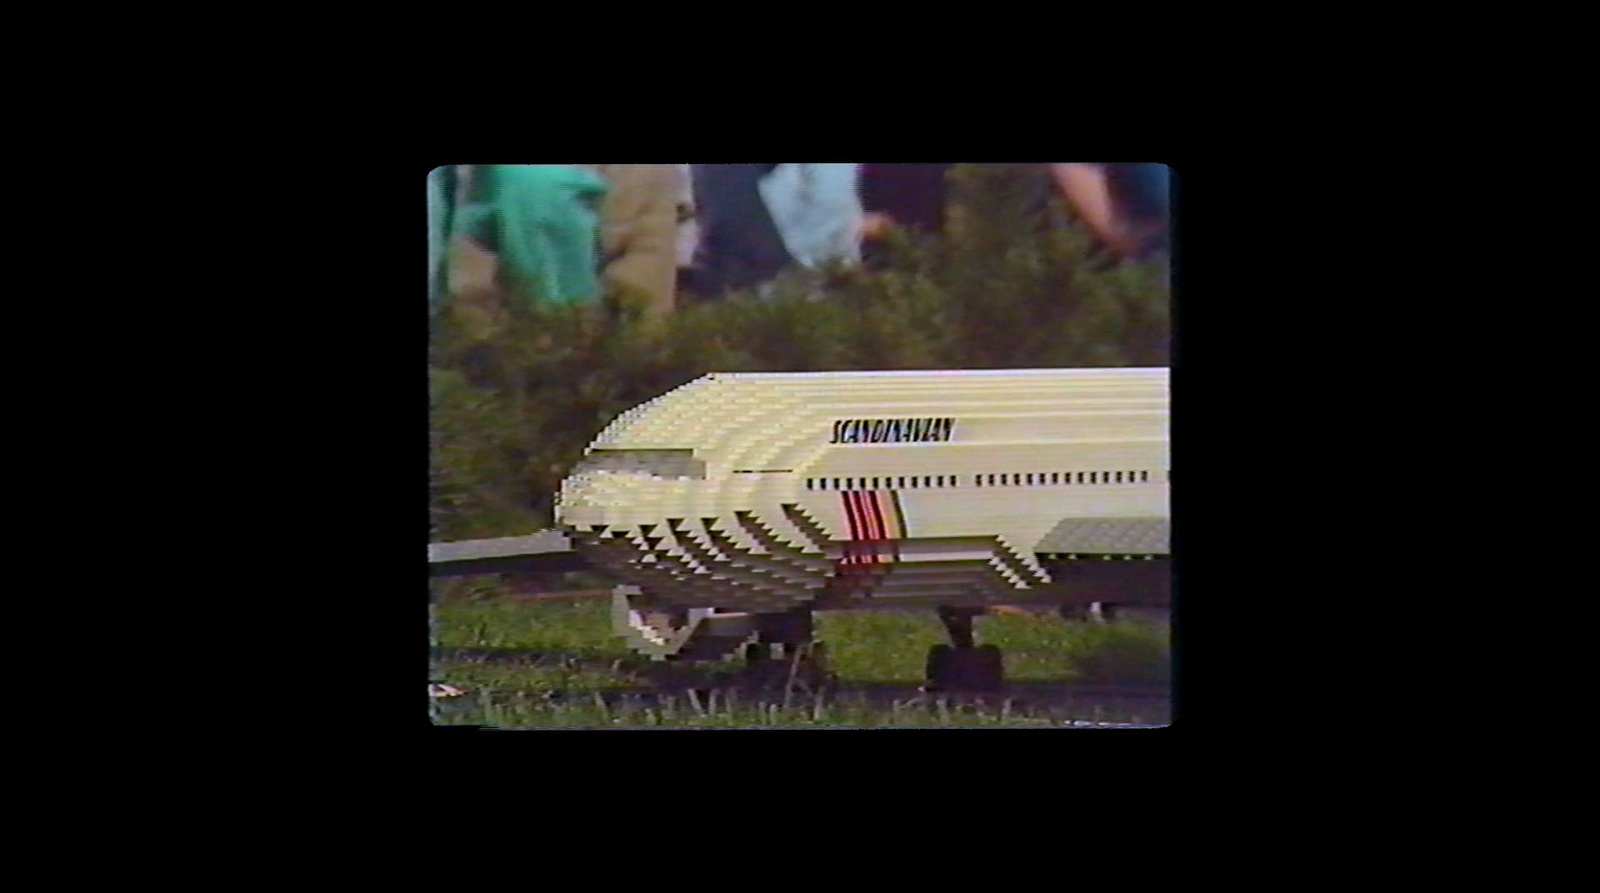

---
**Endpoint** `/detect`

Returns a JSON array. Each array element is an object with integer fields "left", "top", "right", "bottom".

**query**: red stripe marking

[
  {"left": 858, "top": 493, "right": 875, "bottom": 570},
  {"left": 887, "top": 489, "right": 905, "bottom": 562},
  {"left": 852, "top": 491, "right": 873, "bottom": 568},
  {"left": 858, "top": 490, "right": 878, "bottom": 564},
  {"left": 865, "top": 491, "right": 889, "bottom": 564},
  {"left": 841, "top": 492, "right": 863, "bottom": 570}
]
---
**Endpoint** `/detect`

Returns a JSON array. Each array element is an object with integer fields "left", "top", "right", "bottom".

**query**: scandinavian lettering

[{"left": 829, "top": 417, "right": 956, "bottom": 444}]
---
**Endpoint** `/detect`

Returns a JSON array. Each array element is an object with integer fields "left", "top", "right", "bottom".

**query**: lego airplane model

[{"left": 544, "top": 367, "right": 1169, "bottom": 689}]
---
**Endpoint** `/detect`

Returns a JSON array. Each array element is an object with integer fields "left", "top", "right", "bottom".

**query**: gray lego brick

[
  {"left": 428, "top": 530, "right": 587, "bottom": 577},
  {"left": 1033, "top": 517, "right": 1169, "bottom": 555}
]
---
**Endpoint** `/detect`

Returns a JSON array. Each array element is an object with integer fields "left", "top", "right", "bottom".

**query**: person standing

[
  {"left": 428, "top": 165, "right": 457, "bottom": 312},
  {"left": 758, "top": 163, "right": 865, "bottom": 270},
  {"left": 1049, "top": 163, "right": 1170, "bottom": 262},
  {"left": 585, "top": 164, "right": 684, "bottom": 320},
  {"left": 455, "top": 164, "right": 611, "bottom": 308},
  {"left": 688, "top": 164, "right": 796, "bottom": 297},
  {"left": 858, "top": 163, "right": 954, "bottom": 235},
  {"left": 855, "top": 163, "right": 955, "bottom": 267}
]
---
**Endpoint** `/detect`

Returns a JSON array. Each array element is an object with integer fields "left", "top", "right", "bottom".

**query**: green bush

[{"left": 428, "top": 163, "right": 1169, "bottom": 539}]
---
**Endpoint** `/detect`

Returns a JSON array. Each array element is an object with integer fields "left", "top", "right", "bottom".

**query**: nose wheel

[{"left": 612, "top": 586, "right": 756, "bottom": 661}]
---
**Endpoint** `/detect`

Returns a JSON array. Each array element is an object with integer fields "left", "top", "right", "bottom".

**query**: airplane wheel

[
  {"left": 972, "top": 645, "right": 1004, "bottom": 690},
  {"left": 926, "top": 644, "right": 1004, "bottom": 692},
  {"left": 926, "top": 644, "right": 952, "bottom": 685}
]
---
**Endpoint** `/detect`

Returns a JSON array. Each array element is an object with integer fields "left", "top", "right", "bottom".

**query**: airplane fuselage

[{"left": 556, "top": 368, "right": 1169, "bottom": 613}]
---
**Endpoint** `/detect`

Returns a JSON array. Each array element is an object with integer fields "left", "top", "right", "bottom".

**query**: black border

[{"left": 397, "top": 161, "right": 1257, "bottom": 746}]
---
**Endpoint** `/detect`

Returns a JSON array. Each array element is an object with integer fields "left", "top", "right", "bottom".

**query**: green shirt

[{"left": 457, "top": 165, "right": 611, "bottom": 307}]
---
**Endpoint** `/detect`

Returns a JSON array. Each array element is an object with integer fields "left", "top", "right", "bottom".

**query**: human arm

[{"left": 1050, "top": 162, "right": 1145, "bottom": 259}]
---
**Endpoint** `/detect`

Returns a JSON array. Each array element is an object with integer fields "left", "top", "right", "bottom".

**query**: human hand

[
  {"left": 1107, "top": 218, "right": 1164, "bottom": 260},
  {"left": 859, "top": 212, "right": 895, "bottom": 240}
]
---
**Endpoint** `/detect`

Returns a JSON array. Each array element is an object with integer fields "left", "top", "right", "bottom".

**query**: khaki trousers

[{"left": 587, "top": 164, "right": 681, "bottom": 319}]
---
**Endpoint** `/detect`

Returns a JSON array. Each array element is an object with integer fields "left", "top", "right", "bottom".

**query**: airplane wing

[{"left": 428, "top": 530, "right": 588, "bottom": 577}]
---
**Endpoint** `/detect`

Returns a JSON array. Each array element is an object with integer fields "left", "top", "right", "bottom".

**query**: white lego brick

[{"left": 557, "top": 368, "right": 1169, "bottom": 653}]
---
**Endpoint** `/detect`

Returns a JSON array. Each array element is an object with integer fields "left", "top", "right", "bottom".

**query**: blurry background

[{"left": 428, "top": 162, "right": 1172, "bottom": 544}]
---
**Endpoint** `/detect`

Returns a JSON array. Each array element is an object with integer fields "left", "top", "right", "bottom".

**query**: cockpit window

[{"left": 573, "top": 449, "right": 706, "bottom": 480}]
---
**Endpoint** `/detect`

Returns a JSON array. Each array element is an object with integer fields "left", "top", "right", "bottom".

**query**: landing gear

[
  {"left": 744, "top": 607, "right": 832, "bottom": 689},
  {"left": 925, "top": 607, "right": 1005, "bottom": 691},
  {"left": 925, "top": 644, "right": 1004, "bottom": 692}
]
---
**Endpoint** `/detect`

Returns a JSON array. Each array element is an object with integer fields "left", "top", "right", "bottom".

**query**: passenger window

[
  {"left": 832, "top": 478, "right": 841, "bottom": 490},
  {"left": 1141, "top": 470, "right": 1149, "bottom": 482},
  {"left": 924, "top": 476, "right": 932, "bottom": 488}
]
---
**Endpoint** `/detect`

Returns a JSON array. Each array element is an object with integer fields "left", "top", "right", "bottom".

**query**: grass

[
  {"left": 430, "top": 689, "right": 1130, "bottom": 728},
  {"left": 430, "top": 591, "right": 1170, "bottom": 728}
]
